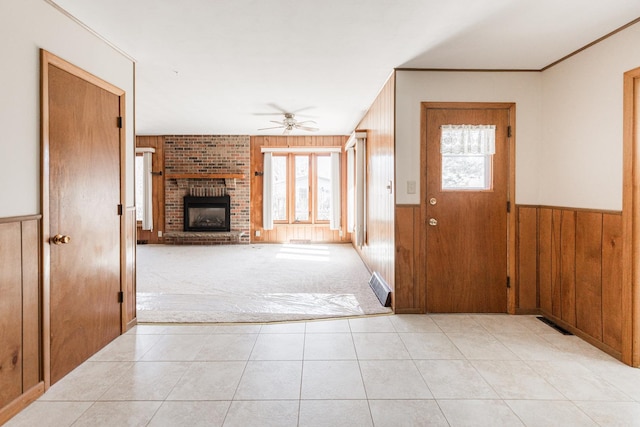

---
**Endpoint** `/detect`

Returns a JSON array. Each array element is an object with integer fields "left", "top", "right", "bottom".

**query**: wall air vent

[
  {"left": 537, "top": 316, "right": 573, "bottom": 335},
  {"left": 369, "top": 271, "right": 391, "bottom": 307}
]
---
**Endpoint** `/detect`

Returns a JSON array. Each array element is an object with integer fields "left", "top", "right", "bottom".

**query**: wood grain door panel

[
  {"left": 48, "top": 63, "right": 122, "bottom": 384},
  {"left": 425, "top": 107, "right": 509, "bottom": 313}
]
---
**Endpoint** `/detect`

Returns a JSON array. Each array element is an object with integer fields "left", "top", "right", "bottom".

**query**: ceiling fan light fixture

[{"left": 258, "top": 112, "right": 319, "bottom": 134}]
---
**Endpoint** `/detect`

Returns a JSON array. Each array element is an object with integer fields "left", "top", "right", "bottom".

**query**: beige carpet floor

[{"left": 136, "top": 243, "right": 391, "bottom": 323}]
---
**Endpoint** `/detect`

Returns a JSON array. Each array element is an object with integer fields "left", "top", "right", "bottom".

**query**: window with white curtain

[
  {"left": 272, "top": 155, "right": 287, "bottom": 221},
  {"left": 329, "top": 152, "right": 341, "bottom": 230},
  {"left": 355, "top": 136, "right": 366, "bottom": 246},
  {"left": 346, "top": 147, "right": 355, "bottom": 233},
  {"left": 344, "top": 132, "right": 367, "bottom": 246},
  {"left": 135, "top": 148, "right": 154, "bottom": 230},
  {"left": 263, "top": 152, "right": 274, "bottom": 230},
  {"left": 135, "top": 155, "right": 144, "bottom": 222},
  {"left": 294, "top": 155, "right": 310, "bottom": 222},
  {"left": 316, "top": 155, "right": 331, "bottom": 221},
  {"left": 440, "top": 125, "right": 495, "bottom": 190}
]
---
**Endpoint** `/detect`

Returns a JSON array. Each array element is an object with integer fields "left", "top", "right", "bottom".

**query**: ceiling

[{"left": 50, "top": 0, "right": 640, "bottom": 136}]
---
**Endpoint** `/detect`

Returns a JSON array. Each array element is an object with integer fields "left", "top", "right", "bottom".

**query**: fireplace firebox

[{"left": 183, "top": 195, "right": 231, "bottom": 232}]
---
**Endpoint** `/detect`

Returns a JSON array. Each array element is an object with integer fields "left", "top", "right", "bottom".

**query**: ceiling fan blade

[
  {"left": 292, "top": 106, "right": 316, "bottom": 115},
  {"left": 267, "top": 103, "right": 290, "bottom": 114},
  {"left": 283, "top": 128, "right": 291, "bottom": 135},
  {"left": 258, "top": 125, "right": 285, "bottom": 130},
  {"left": 296, "top": 125, "right": 319, "bottom": 132},
  {"left": 256, "top": 104, "right": 317, "bottom": 118},
  {"left": 296, "top": 120, "right": 317, "bottom": 126},
  {"left": 269, "top": 120, "right": 285, "bottom": 125}
]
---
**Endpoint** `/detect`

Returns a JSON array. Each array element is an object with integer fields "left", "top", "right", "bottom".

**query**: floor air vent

[
  {"left": 537, "top": 316, "right": 573, "bottom": 335},
  {"left": 369, "top": 272, "right": 391, "bottom": 307}
]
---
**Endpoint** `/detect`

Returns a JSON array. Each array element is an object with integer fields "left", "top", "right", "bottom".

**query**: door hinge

[
  {"left": 507, "top": 276, "right": 511, "bottom": 288},
  {"left": 116, "top": 116, "right": 123, "bottom": 128},
  {"left": 507, "top": 126, "right": 512, "bottom": 138},
  {"left": 507, "top": 201, "right": 511, "bottom": 213},
  {"left": 117, "top": 204, "right": 123, "bottom": 216},
  {"left": 117, "top": 291, "right": 124, "bottom": 303}
]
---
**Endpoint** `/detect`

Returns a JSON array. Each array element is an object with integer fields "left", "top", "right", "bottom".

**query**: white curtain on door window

[
  {"left": 440, "top": 125, "right": 496, "bottom": 155},
  {"left": 141, "top": 151, "right": 153, "bottom": 231},
  {"left": 329, "top": 152, "right": 341, "bottom": 230},
  {"left": 263, "top": 152, "right": 274, "bottom": 230}
]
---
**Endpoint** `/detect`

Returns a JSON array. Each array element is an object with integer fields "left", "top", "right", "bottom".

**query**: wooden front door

[
  {"left": 44, "top": 52, "right": 124, "bottom": 384},
  {"left": 424, "top": 104, "right": 511, "bottom": 313}
]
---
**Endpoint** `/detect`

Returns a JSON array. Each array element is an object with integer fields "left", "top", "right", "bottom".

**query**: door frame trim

[
  {"left": 622, "top": 67, "right": 640, "bottom": 366},
  {"left": 420, "top": 102, "right": 517, "bottom": 313},
  {"left": 40, "top": 49, "right": 126, "bottom": 388}
]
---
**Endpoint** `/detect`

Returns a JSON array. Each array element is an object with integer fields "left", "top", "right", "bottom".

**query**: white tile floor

[{"left": 7, "top": 314, "right": 640, "bottom": 426}]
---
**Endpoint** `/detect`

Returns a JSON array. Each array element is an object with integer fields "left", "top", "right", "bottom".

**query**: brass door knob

[{"left": 51, "top": 234, "right": 71, "bottom": 245}]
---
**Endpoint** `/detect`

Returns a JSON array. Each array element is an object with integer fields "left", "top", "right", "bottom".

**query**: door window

[{"left": 440, "top": 125, "right": 495, "bottom": 190}]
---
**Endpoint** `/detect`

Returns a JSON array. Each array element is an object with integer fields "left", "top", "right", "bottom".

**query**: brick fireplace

[{"left": 164, "top": 135, "right": 250, "bottom": 244}]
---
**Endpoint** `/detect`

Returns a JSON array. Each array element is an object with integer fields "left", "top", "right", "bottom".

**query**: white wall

[
  {"left": 395, "top": 21, "right": 640, "bottom": 211},
  {"left": 395, "top": 70, "right": 542, "bottom": 205},
  {"left": 540, "top": 22, "right": 640, "bottom": 211},
  {"left": 0, "top": 0, "right": 135, "bottom": 218}
]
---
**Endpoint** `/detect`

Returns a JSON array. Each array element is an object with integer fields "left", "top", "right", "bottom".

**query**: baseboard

[
  {"left": 540, "top": 310, "right": 623, "bottom": 362},
  {"left": 395, "top": 308, "right": 425, "bottom": 314},
  {"left": 515, "top": 308, "right": 541, "bottom": 315},
  {"left": 126, "top": 317, "right": 138, "bottom": 331},
  {"left": 0, "top": 382, "right": 45, "bottom": 425}
]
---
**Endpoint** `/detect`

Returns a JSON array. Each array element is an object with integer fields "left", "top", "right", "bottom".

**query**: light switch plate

[{"left": 407, "top": 180, "right": 416, "bottom": 194}]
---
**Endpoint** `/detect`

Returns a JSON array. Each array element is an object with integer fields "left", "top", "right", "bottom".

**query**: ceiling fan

[{"left": 258, "top": 113, "right": 319, "bottom": 135}]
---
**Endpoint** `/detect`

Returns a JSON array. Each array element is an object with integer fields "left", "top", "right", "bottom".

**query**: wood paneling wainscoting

[
  {"left": 394, "top": 203, "right": 628, "bottom": 361},
  {"left": 352, "top": 73, "right": 396, "bottom": 306},
  {"left": 0, "top": 215, "right": 44, "bottom": 425},
  {"left": 395, "top": 205, "right": 423, "bottom": 313},
  {"left": 124, "top": 207, "right": 137, "bottom": 329},
  {"left": 0, "top": 213, "right": 136, "bottom": 423},
  {"left": 516, "top": 205, "right": 625, "bottom": 360},
  {"left": 250, "top": 135, "right": 350, "bottom": 244}
]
